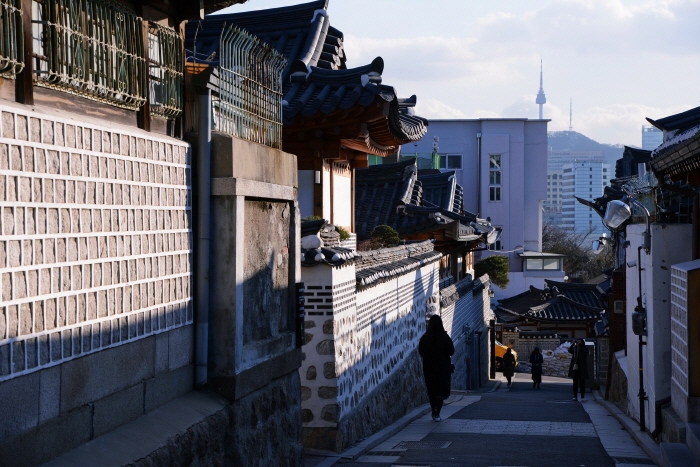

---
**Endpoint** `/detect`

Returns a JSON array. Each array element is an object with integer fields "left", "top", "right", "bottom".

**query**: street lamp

[{"left": 602, "top": 196, "right": 651, "bottom": 431}]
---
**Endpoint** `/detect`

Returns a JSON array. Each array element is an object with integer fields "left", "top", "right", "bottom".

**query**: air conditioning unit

[{"left": 613, "top": 300, "right": 624, "bottom": 314}]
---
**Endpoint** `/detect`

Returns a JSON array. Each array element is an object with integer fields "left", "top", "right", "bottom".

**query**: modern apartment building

[
  {"left": 560, "top": 161, "right": 611, "bottom": 234},
  {"left": 642, "top": 124, "right": 663, "bottom": 150}
]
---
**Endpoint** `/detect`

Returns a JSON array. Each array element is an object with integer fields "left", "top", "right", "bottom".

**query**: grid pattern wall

[
  {"left": 0, "top": 107, "right": 192, "bottom": 382},
  {"left": 670, "top": 266, "right": 689, "bottom": 395}
]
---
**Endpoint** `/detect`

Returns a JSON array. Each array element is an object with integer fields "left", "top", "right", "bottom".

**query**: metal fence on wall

[
  {"left": 148, "top": 22, "right": 182, "bottom": 119},
  {"left": 33, "top": 0, "right": 147, "bottom": 110},
  {"left": 215, "top": 26, "right": 286, "bottom": 149},
  {"left": 0, "top": 0, "right": 23, "bottom": 78}
]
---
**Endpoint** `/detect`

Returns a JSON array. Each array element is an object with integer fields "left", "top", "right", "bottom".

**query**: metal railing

[
  {"left": 0, "top": 0, "right": 23, "bottom": 77},
  {"left": 33, "top": 0, "right": 147, "bottom": 110},
  {"left": 148, "top": 22, "right": 182, "bottom": 119},
  {"left": 215, "top": 26, "right": 286, "bottom": 149}
]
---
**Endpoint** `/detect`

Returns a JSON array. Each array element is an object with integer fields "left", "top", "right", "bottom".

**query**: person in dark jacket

[
  {"left": 502, "top": 348, "right": 516, "bottom": 386},
  {"left": 568, "top": 339, "right": 589, "bottom": 401},
  {"left": 529, "top": 347, "right": 544, "bottom": 389},
  {"left": 418, "top": 315, "right": 455, "bottom": 422}
]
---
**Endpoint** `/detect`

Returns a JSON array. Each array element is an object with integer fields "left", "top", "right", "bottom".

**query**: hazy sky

[{"left": 217, "top": 0, "right": 700, "bottom": 146}]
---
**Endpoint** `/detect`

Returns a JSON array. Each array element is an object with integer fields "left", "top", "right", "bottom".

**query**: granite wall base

[{"left": 303, "top": 349, "right": 427, "bottom": 453}]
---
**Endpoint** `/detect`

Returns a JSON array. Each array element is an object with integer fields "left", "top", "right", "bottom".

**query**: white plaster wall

[
  {"left": 298, "top": 170, "right": 314, "bottom": 219},
  {"left": 322, "top": 164, "right": 331, "bottom": 221},
  {"left": 625, "top": 223, "right": 692, "bottom": 431},
  {"left": 332, "top": 172, "right": 351, "bottom": 229}
]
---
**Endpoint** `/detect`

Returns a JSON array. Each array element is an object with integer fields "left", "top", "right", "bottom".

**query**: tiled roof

[
  {"left": 496, "top": 285, "right": 603, "bottom": 323},
  {"left": 185, "top": 0, "right": 427, "bottom": 149},
  {"left": 300, "top": 219, "right": 354, "bottom": 267},
  {"left": 354, "top": 240, "right": 442, "bottom": 288},
  {"left": 650, "top": 123, "right": 700, "bottom": 179},
  {"left": 543, "top": 280, "right": 603, "bottom": 309},
  {"left": 354, "top": 158, "right": 498, "bottom": 244},
  {"left": 616, "top": 146, "right": 651, "bottom": 178},
  {"left": 647, "top": 105, "right": 700, "bottom": 133},
  {"left": 439, "top": 274, "right": 490, "bottom": 308}
]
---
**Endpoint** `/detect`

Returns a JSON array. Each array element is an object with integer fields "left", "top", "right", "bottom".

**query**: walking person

[
  {"left": 529, "top": 347, "right": 544, "bottom": 389},
  {"left": 418, "top": 315, "right": 455, "bottom": 422},
  {"left": 502, "top": 348, "right": 516, "bottom": 386},
  {"left": 568, "top": 339, "right": 589, "bottom": 401}
]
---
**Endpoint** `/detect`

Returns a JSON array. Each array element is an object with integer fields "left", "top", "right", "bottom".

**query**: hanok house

[
  {"left": 355, "top": 159, "right": 500, "bottom": 280},
  {"left": 186, "top": 0, "right": 429, "bottom": 230},
  {"left": 494, "top": 280, "right": 605, "bottom": 339},
  {"left": 646, "top": 104, "right": 700, "bottom": 450},
  {"left": 0, "top": 0, "right": 308, "bottom": 465}
]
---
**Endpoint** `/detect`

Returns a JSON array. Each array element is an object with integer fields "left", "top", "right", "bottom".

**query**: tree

[
  {"left": 475, "top": 255, "right": 510, "bottom": 289},
  {"left": 357, "top": 225, "right": 401, "bottom": 251},
  {"left": 542, "top": 220, "right": 613, "bottom": 282}
]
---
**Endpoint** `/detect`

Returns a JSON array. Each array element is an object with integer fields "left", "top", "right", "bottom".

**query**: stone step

[
  {"left": 688, "top": 423, "right": 700, "bottom": 462},
  {"left": 659, "top": 442, "right": 699, "bottom": 467}
]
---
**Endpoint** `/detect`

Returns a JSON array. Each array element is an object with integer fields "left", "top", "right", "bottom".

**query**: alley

[{"left": 310, "top": 374, "right": 656, "bottom": 467}]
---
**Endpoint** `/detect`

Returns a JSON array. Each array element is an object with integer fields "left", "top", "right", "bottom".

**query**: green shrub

[
  {"left": 370, "top": 225, "right": 401, "bottom": 248},
  {"left": 475, "top": 255, "right": 510, "bottom": 289}
]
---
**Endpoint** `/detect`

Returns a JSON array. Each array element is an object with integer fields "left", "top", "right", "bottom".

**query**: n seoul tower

[{"left": 536, "top": 59, "right": 546, "bottom": 119}]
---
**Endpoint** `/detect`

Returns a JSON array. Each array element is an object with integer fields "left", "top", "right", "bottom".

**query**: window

[
  {"left": 489, "top": 239, "right": 502, "bottom": 251},
  {"left": 0, "top": 0, "right": 23, "bottom": 78},
  {"left": 526, "top": 258, "right": 560, "bottom": 270},
  {"left": 439, "top": 154, "right": 462, "bottom": 170},
  {"left": 489, "top": 154, "right": 502, "bottom": 201}
]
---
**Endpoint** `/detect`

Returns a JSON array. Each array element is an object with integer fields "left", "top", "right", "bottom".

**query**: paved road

[{"left": 313, "top": 373, "right": 656, "bottom": 467}]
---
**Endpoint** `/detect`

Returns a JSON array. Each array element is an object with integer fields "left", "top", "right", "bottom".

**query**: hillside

[{"left": 548, "top": 131, "right": 624, "bottom": 167}]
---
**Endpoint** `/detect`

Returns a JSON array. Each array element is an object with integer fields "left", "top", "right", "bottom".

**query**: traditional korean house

[
  {"left": 494, "top": 280, "right": 605, "bottom": 339},
  {"left": 616, "top": 146, "right": 652, "bottom": 178},
  {"left": 185, "top": 0, "right": 429, "bottom": 230}
]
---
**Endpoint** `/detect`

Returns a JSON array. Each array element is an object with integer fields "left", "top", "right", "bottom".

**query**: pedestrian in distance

[
  {"left": 418, "top": 314, "right": 455, "bottom": 422},
  {"left": 568, "top": 339, "right": 589, "bottom": 401},
  {"left": 502, "top": 347, "right": 516, "bottom": 387},
  {"left": 529, "top": 347, "right": 543, "bottom": 389}
]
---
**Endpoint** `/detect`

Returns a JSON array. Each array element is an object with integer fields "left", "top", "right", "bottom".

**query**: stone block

[
  {"left": 0, "top": 404, "right": 91, "bottom": 467},
  {"left": 60, "top": 336, "right": 155, "bottom": 414},
  {"left": 306, "top": 366, "right": 317, "bottom": 380},
  {"left": 0, "top": 371, "right": 40, "bottom": 440},
  {"left": 168, "top": 324, "right": 194, "bottom": 371},
  {"left": 38, "top": 366, "right": 60, "bottom": 424},
  {"left": 155, "top": 331, "right": 169, "bottom": 375},
  {"left": 144, "top": 364, "right": 194, "bottom": 413},
  {"left": 93, "top": 383, "right": 144, "bottom": 438}
]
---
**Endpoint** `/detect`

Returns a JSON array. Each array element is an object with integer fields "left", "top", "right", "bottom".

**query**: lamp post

[{"left": 603, "top": 196, "right": 651, "bottom": 431}]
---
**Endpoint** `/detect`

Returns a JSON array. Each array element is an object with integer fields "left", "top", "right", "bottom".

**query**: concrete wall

[
  {"left": 626, "top": 223, "right": 692, "bottom": 432},
  {"left": 0, "top": 104, "right": 193, "bottom": 464}
]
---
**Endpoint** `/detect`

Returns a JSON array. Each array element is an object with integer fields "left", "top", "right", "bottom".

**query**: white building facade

[
  {"left": 401, "top": 118, "right": 565, "bottom": 300},
  {"left": 560, "top": 161, "right": 611, "bottom": 234}
]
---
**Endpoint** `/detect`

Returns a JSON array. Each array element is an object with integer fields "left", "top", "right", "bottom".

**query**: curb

[
  {"left": 339, "top": 403, "right": 432, "bottom": 461},
  {"left": 593, "top": 390, "right": 662, "bottom": 466}
]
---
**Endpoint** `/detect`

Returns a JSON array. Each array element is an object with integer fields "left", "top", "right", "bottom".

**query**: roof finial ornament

[{"left": 535, "top": 57, "right": 546, "bottom": 119}]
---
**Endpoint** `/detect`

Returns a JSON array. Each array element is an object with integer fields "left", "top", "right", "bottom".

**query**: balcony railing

[
  {"left": 213, "top": 26, "right": 286, "bottom": 149},
  {"left": 0, "top": 0, "right": 23, "bottom": 78},
  {"left": 148, "top": 22, "right": 183, "bottom": 119}
]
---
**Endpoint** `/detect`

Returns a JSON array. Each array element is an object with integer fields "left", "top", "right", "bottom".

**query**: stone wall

[
  {"left": 440, "top": 274, "right": 492, "bottom": 390},
  {"left": 300, "top": 242, "right": 439, "bottom": 452},
  {"left": 0, "top": 104, "right": 193, "bottom": 463}
]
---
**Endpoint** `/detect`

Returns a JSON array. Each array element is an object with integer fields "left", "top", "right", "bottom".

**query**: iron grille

[
  {"left": 149, "top": 22, "right": 182, "bottom": 119},
  {"left": 0, "top": 0, "right": 24, "bottom": 78},
  {"left": 216, "top": 26, "right": 286, "bottom": 149},
  {"left": 33, "top": 0, "right": 147, "bottom": 110}
]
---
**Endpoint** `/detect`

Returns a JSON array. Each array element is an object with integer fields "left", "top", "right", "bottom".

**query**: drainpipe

[
  {"left": 195, "top": 90, "right": 212, "bottom": 387},
  {"left": 476, "top": 133, "right": 482, "bottom": 217}
]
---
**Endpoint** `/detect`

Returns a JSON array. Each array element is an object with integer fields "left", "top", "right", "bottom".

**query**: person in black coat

[
  {"left": 418, "top": 315, "right": 455, "bottom": 422},
  {"left": 502, "top": 348, "right": 516, "bottom": 386},
  {"left": 568, "top": 339, "right": 589, "bottom": 401},
  {"left": 529, "top": 347, "right": 544, "bottom": 389}
]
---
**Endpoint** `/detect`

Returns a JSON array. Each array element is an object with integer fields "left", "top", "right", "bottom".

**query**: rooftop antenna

[
  {"left": 536, "top": 58, "right": 546, "bottom": 119},
  {"left": 569, "top": 98, "right": 573, "bottom": 132}
]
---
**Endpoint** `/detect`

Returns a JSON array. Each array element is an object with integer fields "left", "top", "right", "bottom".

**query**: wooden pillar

[
  {"left": 693, "top": 196, "right": 699, "bottom": 261},
  {"left": 15, "top": 0, "right": 34, "bottom": 105}
]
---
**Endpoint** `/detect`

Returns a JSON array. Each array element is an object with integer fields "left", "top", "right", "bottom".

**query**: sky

[{"left": 217, "top": 0, "right": 700, "bottom": 146}]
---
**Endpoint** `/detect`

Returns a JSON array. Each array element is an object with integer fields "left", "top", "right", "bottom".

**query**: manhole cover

[{"left": 393, "top": 441, "right": 451, "bottom": 449}]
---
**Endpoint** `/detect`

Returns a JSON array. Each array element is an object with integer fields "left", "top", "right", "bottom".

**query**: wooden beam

[
  {"left": 313, "top": 156, "right": 323, "bottom": 218},
  {"left": 15, "top": 0, "right": 33, "bottom": 105}
]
